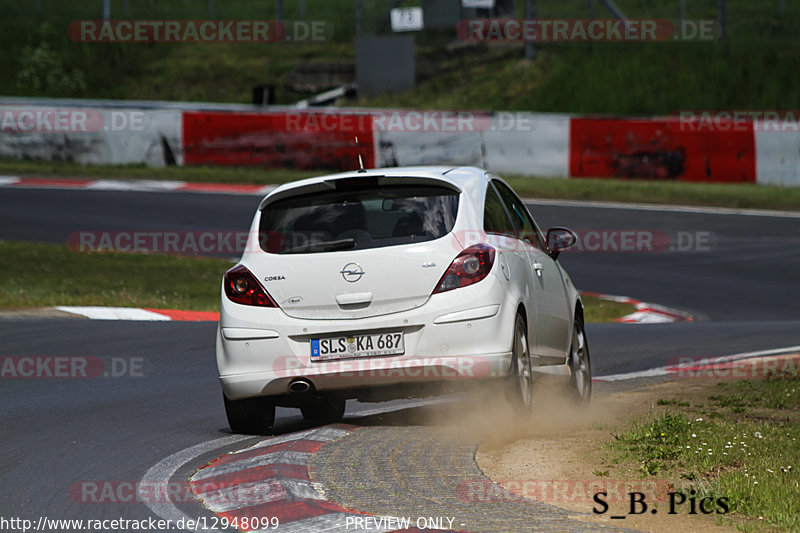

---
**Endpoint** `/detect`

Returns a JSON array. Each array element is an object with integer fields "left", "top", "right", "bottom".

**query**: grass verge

[
  {"left": 606, "top": 373, "right": 800, "bottom": 531},
  {"left": 4, "top": 160, "right": 800, "bottom": 212},
  {"left": 0, "top": 241, "right": 631, "bottom": 322},
  {"left": 0, "top": 160, "right": 322, "bottom": 185},
  {"left": 0, "top": 242, "right": 233, "bottom": 311},
  {"left": 581, "top": 295, "right": 634, "bottom": 323}
]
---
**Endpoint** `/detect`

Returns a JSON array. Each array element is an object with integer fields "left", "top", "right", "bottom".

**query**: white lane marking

[
  {"left": 139, "top": 434, "right": 253, "bottom": 533},
  {"left": 246, "top": 427, "right": 350, "bottom": 451},
  {"left": 616, "top": 312, "right": 677, "bottom": 324},
  {"left": 0, "top": 175, "right": 20, "bottom": 185},
  {"left": 191, "top": 451, "right": 312, "bottom": 481},
  {"left": 85, "top": 179, "right": 185, "bottom": 192},
  {"left": 55, "top": 306, "right": 171, "bottom": 321},
  {"left": 195, "top": 478, "right": 324, "bottom": 513},
  {"left": 348, "top": 396, "right": 455, "bottom": 418},
  {"left": 524, "top": 197, "right": 800, "bottom": 218},
  {"left": 594, "top": 345, "right": 800, "bottom": 382}
]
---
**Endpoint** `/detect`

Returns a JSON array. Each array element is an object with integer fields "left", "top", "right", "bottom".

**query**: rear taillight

[
  {"left": 224, "top": 265, "right": 278, "bottom": 307},
  {"left": 433, "top": 243, "right": 496, "bottom": 294}
]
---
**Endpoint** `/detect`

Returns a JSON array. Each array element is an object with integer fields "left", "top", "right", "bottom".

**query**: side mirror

[{"left": 546, "top": 227, "right": 578, "bottom": 260}]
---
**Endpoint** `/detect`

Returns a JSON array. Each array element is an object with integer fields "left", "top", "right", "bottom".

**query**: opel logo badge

[{"left": 340, "top": 262, "right": 364, "bottom": 282}]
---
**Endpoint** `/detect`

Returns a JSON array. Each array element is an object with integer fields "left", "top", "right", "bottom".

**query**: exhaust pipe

[{"left": 288, "top": 378, "right": 313, "bottom": 394}]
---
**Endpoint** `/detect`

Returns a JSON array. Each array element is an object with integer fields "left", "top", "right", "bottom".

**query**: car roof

[{"left": 259, "top": 166, "right": 491, "bottom": 209}]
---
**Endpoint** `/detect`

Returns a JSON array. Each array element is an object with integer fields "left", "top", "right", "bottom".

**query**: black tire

[
  {"left": 300, "top": 397, "right": 346, "bottom": 422},
  {"left": 506, "top": 313, "right": 533, "bottom": 411},
  {"left": 567, "top": 317, "right": 592, "bottom": 405},
  {"left": 223, "top": 394, "right": 276, "bottom": 435}
]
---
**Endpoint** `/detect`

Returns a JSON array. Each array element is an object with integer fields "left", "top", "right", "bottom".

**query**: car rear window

[{"left": 258, "top": 183, "right": 459, "bottom": 254}]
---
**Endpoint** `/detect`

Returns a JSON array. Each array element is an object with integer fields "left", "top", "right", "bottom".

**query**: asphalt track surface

[{"left": 1, "top": 186, "right": 799, "bottom": 530}]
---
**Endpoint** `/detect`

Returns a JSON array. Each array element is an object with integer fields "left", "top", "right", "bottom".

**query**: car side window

[
  {"left": 492, "top": 179, "right": 544, "bottom": 249},
  {"left": 483, "top": 184, "right": 516, "bottom": 237}
]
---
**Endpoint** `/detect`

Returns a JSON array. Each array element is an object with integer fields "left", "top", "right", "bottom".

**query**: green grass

[
  {"left": 3, "top": 1, "right": 800, "bottom": 112},
  {"left": 608, "top": 373, "right": 800, "bottom": 531},
  {"left": 502, "top": 176, "right": 800, "bottom": 212},
  {"left": 581, "top": 295, "right": 635, "bottom": 323},
  {"left": 0, "top": 160, "right": 323, "bottom": 185},
  {"left": 0, "top": 242, "right": 233, "bottom": 311},
  {"left": 4, "top": 159, "right": 800, "bottom": 211},
  {"left": 0, "top": 241, "right": 630, "bottom": 322}
]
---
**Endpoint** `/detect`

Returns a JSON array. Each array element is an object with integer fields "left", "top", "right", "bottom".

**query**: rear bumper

[{"left": 217, "top": 274, "right": 518, "bottom": 400}]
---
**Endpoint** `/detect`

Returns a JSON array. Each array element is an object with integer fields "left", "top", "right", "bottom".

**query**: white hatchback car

[{"left": 217, "top": 166, "right": 590, "bottom": 434}]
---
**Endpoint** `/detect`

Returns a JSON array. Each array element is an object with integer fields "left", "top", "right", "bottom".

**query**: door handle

[
  {"left": 533, "top": 262, "right": 544, "bottom": 276},
  {"left": 336, "top": 292, "right": 373, "bottom": 305}
]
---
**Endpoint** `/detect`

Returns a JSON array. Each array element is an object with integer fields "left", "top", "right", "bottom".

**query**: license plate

[{"left": 311, "top": 332, "right": 404, "bottom": 361}]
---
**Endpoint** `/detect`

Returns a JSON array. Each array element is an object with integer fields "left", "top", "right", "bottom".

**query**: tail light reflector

[
  {"left": 433, "top": 243, "right": 495, "bottom": 294},
  {"left": 224, "top": 265, "right": 278, "bottom": 307}
]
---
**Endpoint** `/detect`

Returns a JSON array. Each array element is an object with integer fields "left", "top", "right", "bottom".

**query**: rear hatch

[{"left": 250, "top": 175, "right": 462, "bottom": 320}]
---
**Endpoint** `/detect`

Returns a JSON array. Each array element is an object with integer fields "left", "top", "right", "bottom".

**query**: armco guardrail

[{"left": 1, "top": 98, "right": 797, "bottom": 186}]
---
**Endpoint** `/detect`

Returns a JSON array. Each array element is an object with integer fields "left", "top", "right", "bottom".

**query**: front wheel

[
  {"left": 223, "top": 394, "right": 276, "bottom": 435},
  {"left": 566, "top": 317, "right": 592, "bottom": 405},
  {"left": 507, "top": 314, "right": 533, "bottom": 411}
]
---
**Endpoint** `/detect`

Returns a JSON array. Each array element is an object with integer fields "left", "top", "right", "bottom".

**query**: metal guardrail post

[
  {"left": 355, "top": 0, "right": 363, "bottom": 37},
  {"left": 525, "top": 0, "right": 536, "bottom": 59}
]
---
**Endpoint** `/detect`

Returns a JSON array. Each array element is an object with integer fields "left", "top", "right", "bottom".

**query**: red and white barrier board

[
  {"left": 569, "top": 117, "right": 756, "bottom": 183},
  {"left": 0, "top": 104, "right": 181, "bottom": 167},
  {"left": 1, "top": 98, "right": 798, "bottom": 186},
  {"left": 182, "top": 110, "right": 374, "bottom": 170}
]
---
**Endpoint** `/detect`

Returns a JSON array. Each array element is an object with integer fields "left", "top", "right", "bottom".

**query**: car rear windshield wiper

[{"left": 283, "top": 238, "right": 356, "bottom": 254}]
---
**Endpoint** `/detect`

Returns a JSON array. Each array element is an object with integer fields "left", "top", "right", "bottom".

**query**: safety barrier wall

[
  {"left": 0, "top": 104, "right": 181, "bottom": 167},
  {"left": 569, "top": 117, "right": 756, "bottom": 183},
  {"left": 1, "top": 98, "right": 798, "bottom": 186}
]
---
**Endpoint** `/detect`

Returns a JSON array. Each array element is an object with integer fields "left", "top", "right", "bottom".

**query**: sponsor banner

[
  {"left": 182, "top": 111, "right": 374, "bottom": 170},
  {"left": 569, "top": 117, "right": 756, "bottom": 183}
]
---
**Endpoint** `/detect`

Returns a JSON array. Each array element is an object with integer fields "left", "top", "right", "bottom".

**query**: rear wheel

[
  {"left": 223, "top": 394, "right": 276, "bottom": 435},
  {"left": 507, "top": 314, "right": 533, "bottom": 411},
  {"left": 300, "top": 397, "right": 346, "bottom": 422},
  {"left": 567, "top": 317, "right": 592, "bottom": 405}
]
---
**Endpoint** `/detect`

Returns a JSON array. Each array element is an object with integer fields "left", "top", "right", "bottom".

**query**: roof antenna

[{"left": 354, "top": 136, "right": 366, "bottom": 173}]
